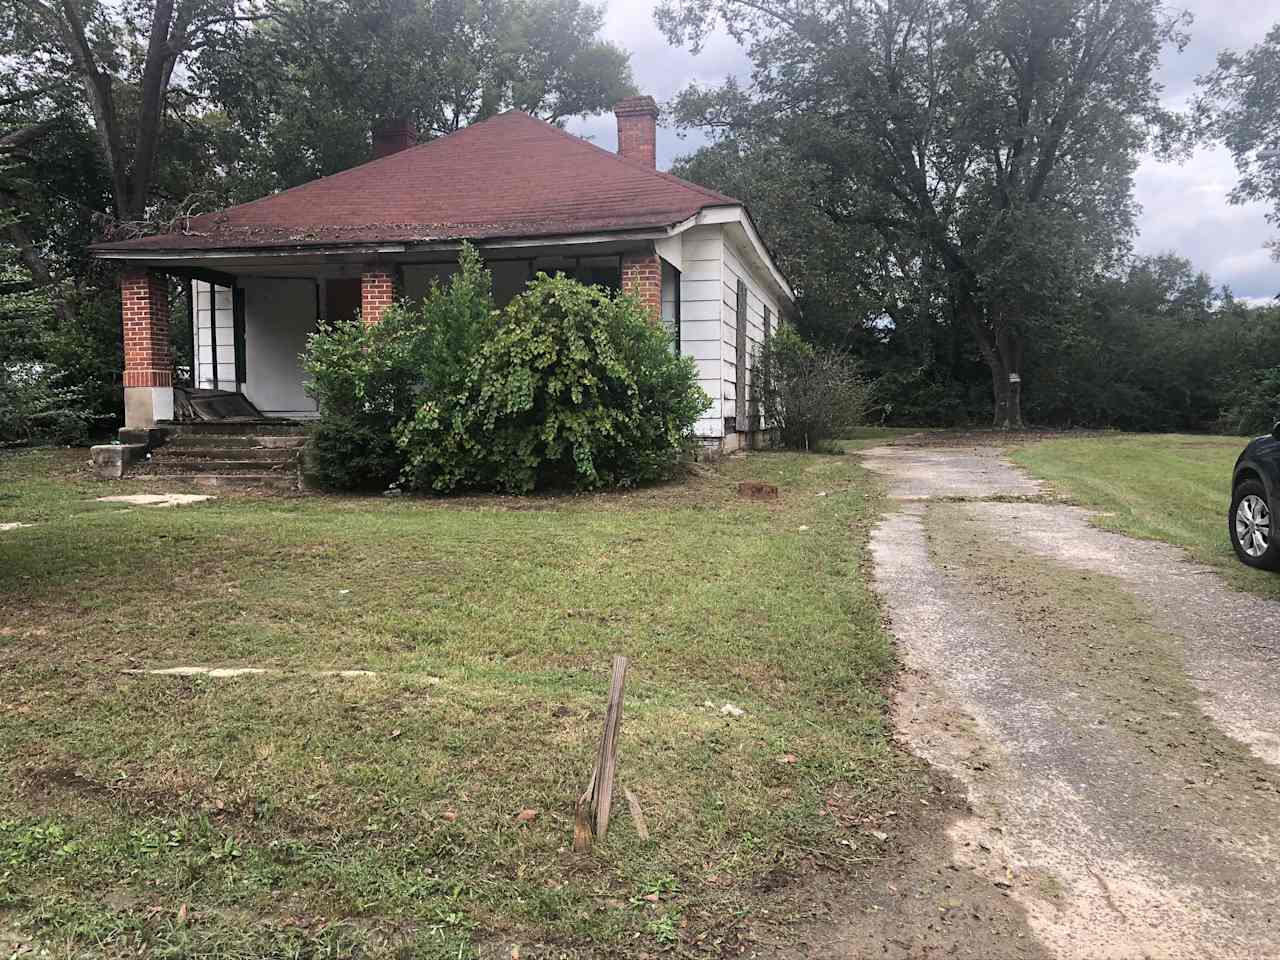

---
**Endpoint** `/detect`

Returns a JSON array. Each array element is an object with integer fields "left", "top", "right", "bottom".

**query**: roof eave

[{"left": 87, "top": 218, "right": 720, "bottom": 261}]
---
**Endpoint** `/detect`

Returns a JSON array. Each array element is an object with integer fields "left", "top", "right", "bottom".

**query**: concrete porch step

[
  {"left": 159, "top": 446, "right": 299, "bottom": 462},
  {"left": 164, "top": 434, "right": 307, "bottom": 450},
  {"left": 144, "top": 458, "right": 298, "bottom": 474},
  {"left": 157, "top": 419, "right": 311, "bottom": 437}
]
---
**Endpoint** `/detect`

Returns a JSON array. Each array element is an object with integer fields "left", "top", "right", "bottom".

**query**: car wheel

[{"left": 1230, "top": 480, "right": 1280, "bottom": 570}]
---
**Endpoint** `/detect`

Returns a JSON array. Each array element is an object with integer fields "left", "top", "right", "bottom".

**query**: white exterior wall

[
  {"left": 240, "top": 277, "right": 318, "bottom": 417},
  {"left": 721, "top": 235, "right": 781, "bottom": 430},
  {"left": 674, "top": 225, "right": 727, "bottom": 438}
]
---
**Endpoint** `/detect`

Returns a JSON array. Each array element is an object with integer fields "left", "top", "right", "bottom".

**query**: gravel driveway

[{"left": 861, "top": 441, "right": 1280, "bottom": 960}]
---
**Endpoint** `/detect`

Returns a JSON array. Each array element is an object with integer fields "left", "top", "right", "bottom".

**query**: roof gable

[{"left": 97, "top": 111, "right": 740, "bottom": 252}]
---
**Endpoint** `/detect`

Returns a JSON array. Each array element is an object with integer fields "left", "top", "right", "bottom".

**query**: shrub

[
  {"left": 756, "top": 324, "right": 870, "bottom": 450},
  {"left": 1219, "top": 365, "right": 1280, "bottom": 437},
  {"left": 0, "top": 262, "right": 105, "bottom": 445},
  {"left": 0, "top": 364, "right": 92, "bottom": 446},
  {"left": 302, "top": 245, "right": 495, "bottom": 489},
  {"left": 396, "top": 274, "right": 709, "bottom": 493}
]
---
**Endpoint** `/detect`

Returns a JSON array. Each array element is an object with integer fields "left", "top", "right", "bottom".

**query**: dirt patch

[
  {"left": 20, "top": 765, "right": 114, "bottom": 803},
  {"left": 767, "top": 767, "right": 1048, "bottom": 960},
  {"left": 861, "top": 444, "right": 1045, "bottom": 501}
]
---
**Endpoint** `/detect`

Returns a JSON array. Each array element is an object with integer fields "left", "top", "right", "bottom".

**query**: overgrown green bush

[
  {"left": 1220, "top": 365, "right": 1280, "bottom": 437},
  {"left": 397, "top": 273, "right": 708, "bottom": 493},
  {"left": 756, "top": 324, "right": 870, "bottom": 450},
  {"left": 0, "top": 268, "right": 98, "bottom": 446},
  {"left": 303, "top": 246, "right": 708, "bottom": 493},
  {"left": 302, "top": 246, "right": 496, "bottom": 490},
  {"left": 0, "top": 365, "right": 92, "bottom": 446}
]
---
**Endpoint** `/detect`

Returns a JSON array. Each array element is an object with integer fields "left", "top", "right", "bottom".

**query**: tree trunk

[
  {"left": 988, "top": 328, "right": 1024, "bottom": 430},
  {"left": 961, "top": 293, "right": 1024, "bottom": 430}
]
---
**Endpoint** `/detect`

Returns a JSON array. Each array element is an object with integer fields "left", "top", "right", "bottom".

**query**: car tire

[{"left": 1230, "top": 479, "right": 1280, "bottom": 570}]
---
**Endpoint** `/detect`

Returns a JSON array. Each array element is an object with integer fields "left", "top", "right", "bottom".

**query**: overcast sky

[{"left": 566, "top": 0, "right": 1280, "bottom": 301}]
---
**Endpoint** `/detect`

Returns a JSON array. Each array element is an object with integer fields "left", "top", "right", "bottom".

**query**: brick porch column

[
  {"left": 121, "top": 268, "right": 174, "bottom": 427},
  {"left": 360, "top": 267, "right": 395, "bottom": 325},
  {"left": 621, "top": 251, "right": 661, "bottom": 323}
]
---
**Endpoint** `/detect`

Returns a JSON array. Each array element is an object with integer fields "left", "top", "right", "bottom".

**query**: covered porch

[{"left": 116, "top": 239, "right": 677, "bottom": 428}]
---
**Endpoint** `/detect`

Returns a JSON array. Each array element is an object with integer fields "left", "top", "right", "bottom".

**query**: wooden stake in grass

[{"left": 573, "top": 654, "right": 629, "bottom": 851}]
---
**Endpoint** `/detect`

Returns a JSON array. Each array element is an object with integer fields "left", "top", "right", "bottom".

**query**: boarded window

[{"left": 735, "top": 278, "right": 748, "bottom": 432}]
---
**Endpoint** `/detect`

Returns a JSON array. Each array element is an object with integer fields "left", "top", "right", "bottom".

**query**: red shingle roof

[{"left": 95, "top": 111, "right": 739, "bottom": 253}]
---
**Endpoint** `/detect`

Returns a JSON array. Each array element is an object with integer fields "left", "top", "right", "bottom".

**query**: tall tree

[
  {"left": 3, "top": 0, "right": 633, "bottom": 222},
  {"left": 658, "top": 0, "right": 1185, "bottom": 427},
  {"left": 1196, "top": 23, "right": 1280, "bottom": 264},
  {"left": 2, "top": 0, "right": 266, "bottom": 224},
  {"left": 198, "top": 0, "right": 635, "bottom": 194}
]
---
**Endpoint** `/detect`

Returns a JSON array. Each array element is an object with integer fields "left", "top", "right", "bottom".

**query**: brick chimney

[
  {"left": 372, "top": 119, "right": 416, "bottom": 160},
  {"left": 614, "top": 96, "right": 658, "bottom": 168}
]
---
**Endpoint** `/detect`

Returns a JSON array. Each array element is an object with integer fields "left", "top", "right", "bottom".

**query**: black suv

[{"left": 1230, "top": 422, "right": 1280, "bottom": 570}]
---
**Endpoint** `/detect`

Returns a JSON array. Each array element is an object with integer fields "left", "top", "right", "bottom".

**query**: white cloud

[{"left": 570, "top": 0, "right": 1280, "bottom": 298}]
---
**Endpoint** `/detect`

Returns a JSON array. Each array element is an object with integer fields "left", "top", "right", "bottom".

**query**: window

[
  {"left": 192, "top": 279, "right": 241, "bottom": 390},
  {"left": 661, "top": 260, "right": 680, "bottom": 353},
  {"left": 529, "top": 255, "right": 621, "bottom": 291}
]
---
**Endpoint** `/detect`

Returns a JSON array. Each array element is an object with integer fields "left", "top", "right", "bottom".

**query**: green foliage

[
  {"left": 304, "top": 247, "right": 705, "bottom": 493},
  {"left": 397, "top": 272, "right": 709, "bottom": 493},
  {"left": 199, "top": 0, "right": 636, "bottom": 196},
  {"left": 1196, "top": 22, "right": 1280, "bottom": 254},
  {"left": 661, "top": 0, "right": 1184, "bottom": 426},
  {"left": 756, "top": 324, "right": 870, "bottom": 450},
  {"left": 0, "top": 263, "right": 100, "bottom": 445},
  {"left": 302, "top": 246, "right": 496, "bottom": 490},
  {"left": 1221, "top": 366, "right": 1280, "bottom": 437},
  {"left": 0, "top": 366, "right": 92, "bottom": 447},
  {"left": 0, "top": 820, "right": 79, "bottom": 866}
]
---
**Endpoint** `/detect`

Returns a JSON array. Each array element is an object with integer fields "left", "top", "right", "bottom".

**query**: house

[{"left": 91, "top": 96, "right": 795, "bottom": 453}]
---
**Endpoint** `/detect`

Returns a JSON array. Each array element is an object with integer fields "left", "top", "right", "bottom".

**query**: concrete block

[
  {"left": 90, "top": 443, "right": 148, "bottom": 480},
  {"left": 117, "top": 426, "right": 168, "bottom": 448}
]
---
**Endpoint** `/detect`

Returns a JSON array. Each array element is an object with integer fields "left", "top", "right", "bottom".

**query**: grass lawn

[
  {"left": 1011, "top": 432, "right": 1280, "bottom": 601},
  {"left": 0, "top": 432, "right": 917, "bottom": 959}
]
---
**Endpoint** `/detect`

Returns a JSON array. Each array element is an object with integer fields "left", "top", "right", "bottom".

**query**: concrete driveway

[{"left": 861, "top": 441, "right": 1280, "bottom": 960}]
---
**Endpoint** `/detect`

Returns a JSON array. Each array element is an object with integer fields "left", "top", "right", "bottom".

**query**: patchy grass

[
  {"left": 1011, "top": 433, "right": 1280, "bottom": 601},
  {"left": 0, "top": 443, "right": 919, "bottom": 958}
]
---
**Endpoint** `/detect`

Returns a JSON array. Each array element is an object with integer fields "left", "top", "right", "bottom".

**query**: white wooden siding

[
  {"left": 721, "top": 238, "right": 780, "bottom": 427},
  {"left": 674, "top": 225, "right": 726, "bottom": 437}
]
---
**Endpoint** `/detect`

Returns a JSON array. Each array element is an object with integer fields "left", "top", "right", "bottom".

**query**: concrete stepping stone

[{"left": 96, "top": 493, "right": 216, "bottom": 507}]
